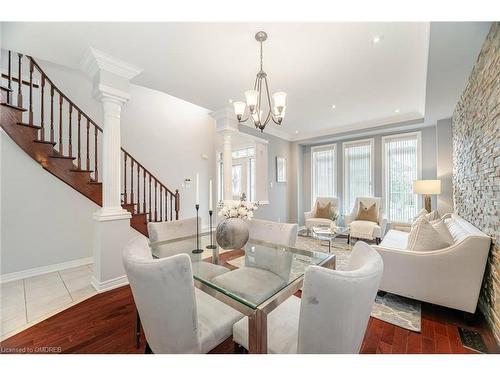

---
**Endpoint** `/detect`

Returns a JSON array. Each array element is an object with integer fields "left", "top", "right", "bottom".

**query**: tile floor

[{"left": 0, "top": 264, "right": 96, "bottom": 340}]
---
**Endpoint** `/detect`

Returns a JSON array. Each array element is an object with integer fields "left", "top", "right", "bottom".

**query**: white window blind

[
  {"left": 343, "top": 140, "right": 373, "bottom": 214},
  {"left": 312, "top": 144, "right": 336, "bottom": 205},
  {"left": 383, "top": 133, "right": 421, "bottom": 223}
]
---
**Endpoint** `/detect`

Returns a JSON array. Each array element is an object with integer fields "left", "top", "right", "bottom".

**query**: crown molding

[{"left": 81, "top": 47, "right": 142, "bottom": 80}]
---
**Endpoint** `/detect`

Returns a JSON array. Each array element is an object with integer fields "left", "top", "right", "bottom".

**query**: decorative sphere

[{"left": 216, "top": 218, "right": 249, "bottom": 250}]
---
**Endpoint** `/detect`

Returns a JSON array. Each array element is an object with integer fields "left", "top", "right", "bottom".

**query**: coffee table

[{"left": 311, "top": 225, "right": 349, "bottom": 253}]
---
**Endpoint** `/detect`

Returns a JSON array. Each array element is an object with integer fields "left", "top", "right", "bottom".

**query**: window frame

[
  {"left": 311, "top": 143, "right": 337, "bottom": 207},
  {"left": 381, "top": 131, "right": 422, "bottom": 224},
  {"left": 342, "top": 138, "right": 375, "bottom": 214}
]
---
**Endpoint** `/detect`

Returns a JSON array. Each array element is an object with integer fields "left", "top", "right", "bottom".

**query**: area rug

[{"left": 228, "top": 236, "right": 421, "bottom": 332}]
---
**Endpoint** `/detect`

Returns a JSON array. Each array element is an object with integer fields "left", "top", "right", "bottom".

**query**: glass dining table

[{"left": 149, "top": 232, "right": 336, "bottom": 354}]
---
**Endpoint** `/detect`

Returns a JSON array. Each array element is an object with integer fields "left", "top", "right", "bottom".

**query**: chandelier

[{"left": 233, "top": 31, "right": 287, "bottom": 132}]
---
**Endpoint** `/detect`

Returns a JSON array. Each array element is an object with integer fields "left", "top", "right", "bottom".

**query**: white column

[
  {"left": 98, "top": 95, "right": 129, "bottom": 218},
  {"left": 223, "top": 131, "right": 233, "bottom": 200},
  {"left": 81, "top": 47, "right": 142, "bottom": 292},
  {"left": 210, "top": 106, "right": 239, "bottom": 202}
]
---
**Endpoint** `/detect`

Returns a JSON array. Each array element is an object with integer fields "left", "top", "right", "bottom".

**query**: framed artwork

[{"left": 276, "top": 156, "right": 287, "bottom": 182}]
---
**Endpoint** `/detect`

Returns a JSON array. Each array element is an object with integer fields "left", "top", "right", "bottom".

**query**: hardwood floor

[{"left": 1, "top": 282, "right": 498, "bottom": 354}]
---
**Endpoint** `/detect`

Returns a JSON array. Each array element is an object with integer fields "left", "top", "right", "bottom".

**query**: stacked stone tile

[{"left": 452, "top": 22, "right": 500, "bottom": 345}]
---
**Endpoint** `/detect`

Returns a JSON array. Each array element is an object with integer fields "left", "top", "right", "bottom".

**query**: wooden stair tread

[
  {"left": 49, "top": 154, "right": 76, "bottom": 160},
  {"left": 34, "top": 139, "right": 56, "bottom": 145},
  {"left": 88, "top": 181, "right": 102, "bottom": 185},
  {"left": 69, "top": 169, "right": 94, "bottom": 173},
  {"left": 18, "top": 122, "right": 42, "bottom": 130},
  {"left": 1, "top": 102, "right": 27, "bottom": 112}
]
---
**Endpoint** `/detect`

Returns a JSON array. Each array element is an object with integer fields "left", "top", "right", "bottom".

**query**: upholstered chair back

[
  {"left": 313, "top": 197, "right": 339, "bottom": 216},
  {"left": 350, "top": 197, "right": 382, "bottom": 223},
  {"left": 148, "top": 217, "right": 200, "bottom": 243},
  {"left": 123, "top": 237, "right": 201, "bottom": 353},
  {"left": 297, "top": 241, "right": 383, "bottom": 353},
  {"left": 248, "top": 218, "right": 298, "bottom": 246},
  {"left": 244, "top": 243, "right": 293, "bottom": 282}
]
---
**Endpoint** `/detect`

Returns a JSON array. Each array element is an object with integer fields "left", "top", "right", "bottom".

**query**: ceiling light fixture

[
  {"left": 372, "top": 35, "right": 382, "bottom": 44},
  {"left": 233, "top": 31, "right": 286, "bottom": 133},
  {"left": 331, "top": 104, "right": 336, "bottom": 109},
  {"left": 395, "top": 109, "right": 400, "bottom": 113}
]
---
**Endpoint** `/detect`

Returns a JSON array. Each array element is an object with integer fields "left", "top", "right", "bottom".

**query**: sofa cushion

[
  {"left": 444, "top": 218, "right": 469, "bottom": 243},
  {"left": 407, "top": 219, "right": 450, "bottom": 252},
  {"left": 432, "top": 219, "right": 454, "bottom": 245},
  {"left": 379, "top": 229, "right": 409, "bottom": 249}
]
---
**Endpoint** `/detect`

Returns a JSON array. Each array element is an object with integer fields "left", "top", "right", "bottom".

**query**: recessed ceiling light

[
  {"left": 395, "top": 109, "right": 400, "bottom": 113},
  {"left": 228, "top": 99, "right": 233, "bottom": 103},
  {"left": 295, "top": 130, "right": 299, "bottom": 134},
  {"left": 331, "top": 104, "right": 336, "bottom": 109},
  {"left": 372, "top": 35, "right": 383, "bottom": 44}
]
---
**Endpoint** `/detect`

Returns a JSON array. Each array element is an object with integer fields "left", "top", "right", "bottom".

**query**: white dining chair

[
  {"left": 248, "top": 218, "right": 299, "bottom": 246},
  {"left": 232, "top": 241, "right": 384, "bottom": 353},
  {"left": 148, "top": 216, "right": 199, "bottom": 243},
  {"left": 123, "top": 237, "right": 243, "bottom": 353}
]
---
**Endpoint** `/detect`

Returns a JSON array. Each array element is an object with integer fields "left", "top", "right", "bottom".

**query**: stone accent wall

[{"left": 452, "top": 22, "right": 500, "bottom": 345}]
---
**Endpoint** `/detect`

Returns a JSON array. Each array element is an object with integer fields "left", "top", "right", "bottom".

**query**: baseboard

[
  {"left": 0, "top": 257, "right": 93, "bottom": 284},
  {"left": 91, "top": 274, "right": 129, "bottom": 293}
]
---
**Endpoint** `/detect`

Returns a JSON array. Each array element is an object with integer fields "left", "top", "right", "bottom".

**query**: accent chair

[
  {"left": 304, "top": 197, "right": 339, "bottom": 231},
  {"left": 345, "top": 197, "right": 387, "bottom": 244}
]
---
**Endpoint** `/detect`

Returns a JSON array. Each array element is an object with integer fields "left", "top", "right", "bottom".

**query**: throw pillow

[
  {"left": 413, "top": 208, "right": 427, "bottom": 222},
  {"left": 431, "top": 219, "right": 454, "bottom": 245},
  {"left": 425, "top": 210, "right": 441, "bottom": 221},
  {"left": 355, "top": 201, "right": 378, "bottom": 223},
  {"left": 315, "top": 202, "right": 332, "bottom": 219},
  {"left": 407, "top": 219, "right": 450, "bottom": 252}
]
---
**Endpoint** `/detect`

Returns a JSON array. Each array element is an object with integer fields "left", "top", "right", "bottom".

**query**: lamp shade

[{"left": 413, "top": 180, "right": 441, "bottom": 195}]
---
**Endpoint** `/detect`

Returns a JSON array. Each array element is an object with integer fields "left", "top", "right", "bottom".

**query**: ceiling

[{"left": 1, "top": 22, "right": 491, "bottom": 140}]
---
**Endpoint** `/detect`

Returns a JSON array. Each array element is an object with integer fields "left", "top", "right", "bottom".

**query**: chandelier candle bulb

[
  {"left": 272, "top": 92, "right": 287, "bottom": 110},
  {"left": 245, "top": 90, "right": 258, "bottom": 112},
  {"left": 233, "top": 101, "right": 246, "bottom": 119}
]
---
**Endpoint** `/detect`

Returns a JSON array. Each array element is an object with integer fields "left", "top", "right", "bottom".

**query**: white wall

[
  {"left": 436, "top": 118, "right": 454, "bottom": 214},
  {"left": 121, "top": 84, "right": 216, "bottom": 225},
  {"left": 1, "top": 130, "right": 97, "bottom": 275}
]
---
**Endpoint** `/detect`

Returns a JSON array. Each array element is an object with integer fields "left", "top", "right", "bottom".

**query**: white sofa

[
  {"left": 304, "top": 197, "right": 339, "bottom": 230},
  {"left": 373, "top": 214, "right": 491, "bottom": 313}
]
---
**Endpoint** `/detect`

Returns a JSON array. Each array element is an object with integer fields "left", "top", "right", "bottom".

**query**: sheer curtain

[
  {"left": 343, "top": 140, "right": 373, "bottom": 213},
  {"left": 383, "top": 133, "right": 420, "bottom": 223},
  {"left": 312, "top": 145, "right": 336, "bottom": 205}
]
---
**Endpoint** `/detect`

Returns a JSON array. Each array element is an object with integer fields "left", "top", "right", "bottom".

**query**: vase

[{"left": 216, "top": 218, "right": 249, "bottom": 250}]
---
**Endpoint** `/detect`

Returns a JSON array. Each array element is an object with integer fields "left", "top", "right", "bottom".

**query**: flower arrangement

[
  {"left": 218, "top": 199, "right": 258, "bottom": 220},
  {"left": 330, "top": 211, "right": 339, "bottom": 222}
]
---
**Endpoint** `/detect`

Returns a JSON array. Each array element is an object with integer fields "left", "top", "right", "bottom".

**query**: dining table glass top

[{"left": 149, "top": 233, "right": 333, "bottom": 310}]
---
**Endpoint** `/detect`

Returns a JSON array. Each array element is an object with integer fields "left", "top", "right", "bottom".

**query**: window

[
  {"left": 382, "top": 132, "right": 421, "bottom": 223},
  {"left": 217, "top": 146, "right": 256, "bottom": 201},
  {"left": 343, "top": 139, "right": 374, "bottom": 214},
  {"left": 311, "top": 144, "right": 336, "bottom": 205}
]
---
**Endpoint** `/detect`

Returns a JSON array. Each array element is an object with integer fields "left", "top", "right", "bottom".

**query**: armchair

[
  {"left": 345, "top": 197, "right": 387, "bottom": 244},
  {"left": 304, "top": 197, "right": 339, "bottom": 230}
]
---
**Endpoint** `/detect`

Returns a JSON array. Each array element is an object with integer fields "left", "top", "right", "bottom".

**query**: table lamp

[{"left": 413, "top": 180, "right": 441, "bottom": 212}]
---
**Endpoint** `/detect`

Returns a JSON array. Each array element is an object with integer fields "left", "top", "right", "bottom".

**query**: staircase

[{"left": 0, "top": 50, "right": 180, "bottom": 236}]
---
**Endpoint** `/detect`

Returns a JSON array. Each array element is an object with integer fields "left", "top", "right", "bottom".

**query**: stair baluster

[
  {"left": 58, "top": 94, "right": 63, "bottom": 154},
  {"left": 77, "top": 113, "right": 81, "bottom": 168},
  {"left": 17, "top": 53, "right": 23, "bottom": 107},
  {"left": 94, "top": 128, "right": 98, "bottom": 181},
  {"left": 124, "top": 153, "right": 128, "bottom": 204},
  {"left": 40, "top": 76, "right": 45, "bottom": 141},
  {"left": 50, "top": 86, "right": 54, "bottom": 143},
  {"left": 7, "top": 51, "right": 12, "bottom": 103},
  {"left": 68, "top": 104, "right": 73, "bottom": 157},
  {"left": 29, "top": 59, "right": 34, "bottom": 125}
]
